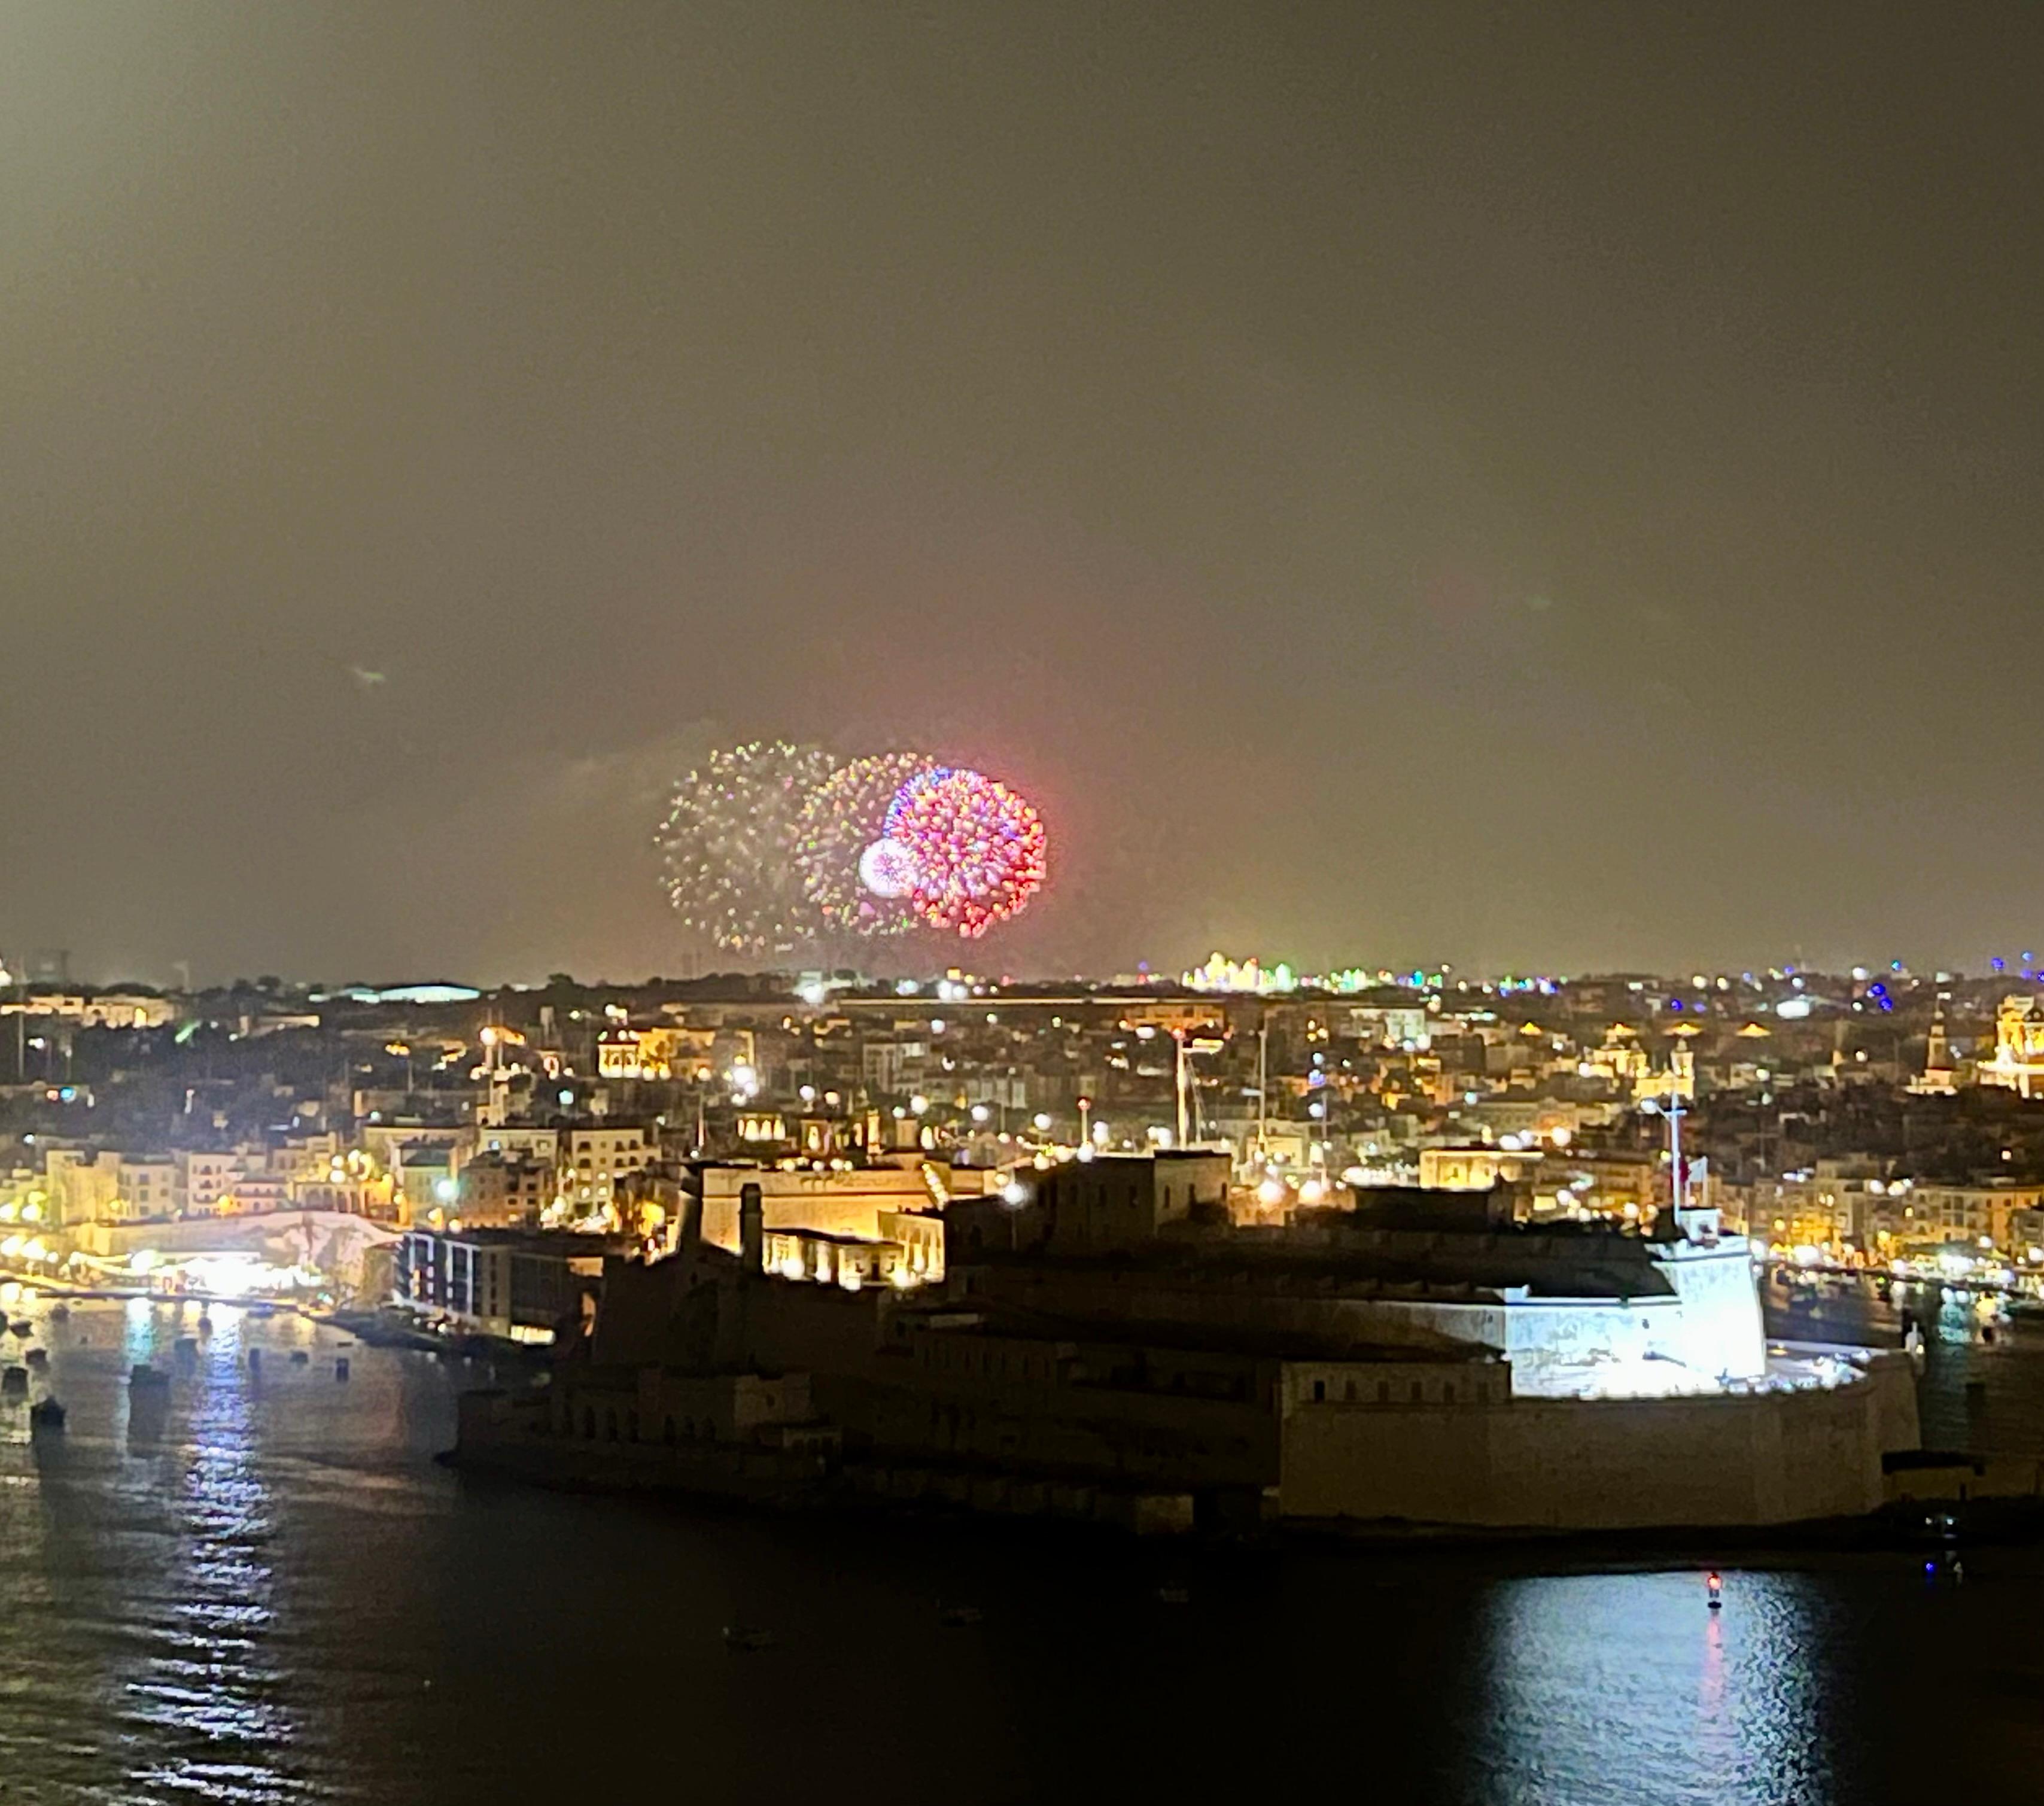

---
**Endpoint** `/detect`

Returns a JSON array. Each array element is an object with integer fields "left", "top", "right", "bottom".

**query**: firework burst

[
  {"left": 793, "top": 750, "right": 936, "bottom": 937},
  {"left": 884, "top": 767, "right": 1048, "bottom": 938},
  {"left": 655, "top": 740, "right": 835, "bottom": 954}
]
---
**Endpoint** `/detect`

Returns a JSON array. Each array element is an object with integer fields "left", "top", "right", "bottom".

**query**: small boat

[
  {"left": 130, "top": 1364, "right": 169, "bottom": 1389},
  {"left": 938, "top": 1604, "right": 984, "bottom": 1628},
  {"left": 722, "top": 1625, "right": 775, "bottom": 1653},
  {"left": 28, "top": 1398, "right": 65, "bottom": 1431},
  {"left": 25, "top": 1347, "right": 47, "bottom": 1367},
  {"left": 1, "top": 1366, "right": 26, "bottom": 1397}
]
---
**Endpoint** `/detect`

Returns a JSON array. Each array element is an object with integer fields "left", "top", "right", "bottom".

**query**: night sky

[{"left": 5, "top": 4, "right": 2040, "bottom": 985}]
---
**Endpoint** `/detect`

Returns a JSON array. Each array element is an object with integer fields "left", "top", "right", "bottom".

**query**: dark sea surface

[{"left": 2, "top": 1282, "right": 2042, "bottom": 1805}]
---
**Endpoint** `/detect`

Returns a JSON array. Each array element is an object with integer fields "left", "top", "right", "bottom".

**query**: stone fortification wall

[
  {"left": 1645, "top": 1239, "right": 1768, "bottom": 1379},
  {"left": 965, "top": 1243, "right": 1770, "bottom": 1395},
  {"left": 963, "top": 1263, "right": 1710, "bottom": 1388},
  {"left": 1498, "top": 1296, "right": 1672, "bottom": 1386},
  {"left": 1279, "top": 1355, "right": 1920, "bottom": 1530},
  {"left": 965, "top": 1264, "right": 1511, "bottom": 1355}
]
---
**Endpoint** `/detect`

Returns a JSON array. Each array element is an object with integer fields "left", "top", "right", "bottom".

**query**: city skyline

[{"left": 8, "top": 10, "right": 2044, "bottom": 1799}]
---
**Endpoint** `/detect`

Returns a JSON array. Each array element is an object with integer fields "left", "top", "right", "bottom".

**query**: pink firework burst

[{"left": 884, "top": 767, "right": 1047, "bottom": 938}]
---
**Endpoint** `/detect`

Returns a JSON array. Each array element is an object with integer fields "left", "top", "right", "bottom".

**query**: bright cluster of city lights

[{"left": 1181, "top": 953, "right": 1553, "bottom": 995}]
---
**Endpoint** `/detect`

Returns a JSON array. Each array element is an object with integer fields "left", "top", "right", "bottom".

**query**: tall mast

[
  {"left": 1665, "top": 1085, "right": 1686, "bottom": 1221},
  {"left": 1256, "top": 1017, "right": 1269, "bottom": 1159},
  {"left": 1175, "top": 1030, "right": 1190, "bottom": 1148}
]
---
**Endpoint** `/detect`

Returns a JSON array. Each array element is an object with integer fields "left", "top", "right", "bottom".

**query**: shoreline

[{"left": 441, "top": 1434, "right": 2044, "bottom": 1555}]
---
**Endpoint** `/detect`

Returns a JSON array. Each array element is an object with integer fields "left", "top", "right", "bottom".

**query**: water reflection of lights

[
  {"left": 1462, "top": 1571, "right": 1833, "bottom": 1806},
  {"left": 114, "top": 1306, "right": 302, "bottom": 1801}
]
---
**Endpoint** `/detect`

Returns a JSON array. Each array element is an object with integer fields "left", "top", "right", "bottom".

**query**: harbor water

[{"left": 1, "top": 1282, "right": 2041, "bottom": 1805}]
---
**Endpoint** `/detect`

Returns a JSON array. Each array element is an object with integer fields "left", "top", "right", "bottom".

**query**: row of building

[{"left": 10, "top": 967, "right": 2044, "bottom": 1303}]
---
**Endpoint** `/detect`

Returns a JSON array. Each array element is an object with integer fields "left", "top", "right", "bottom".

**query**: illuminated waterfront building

[{"left": 397, "top": 1226, "right": 615, "bottom": 1343}]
